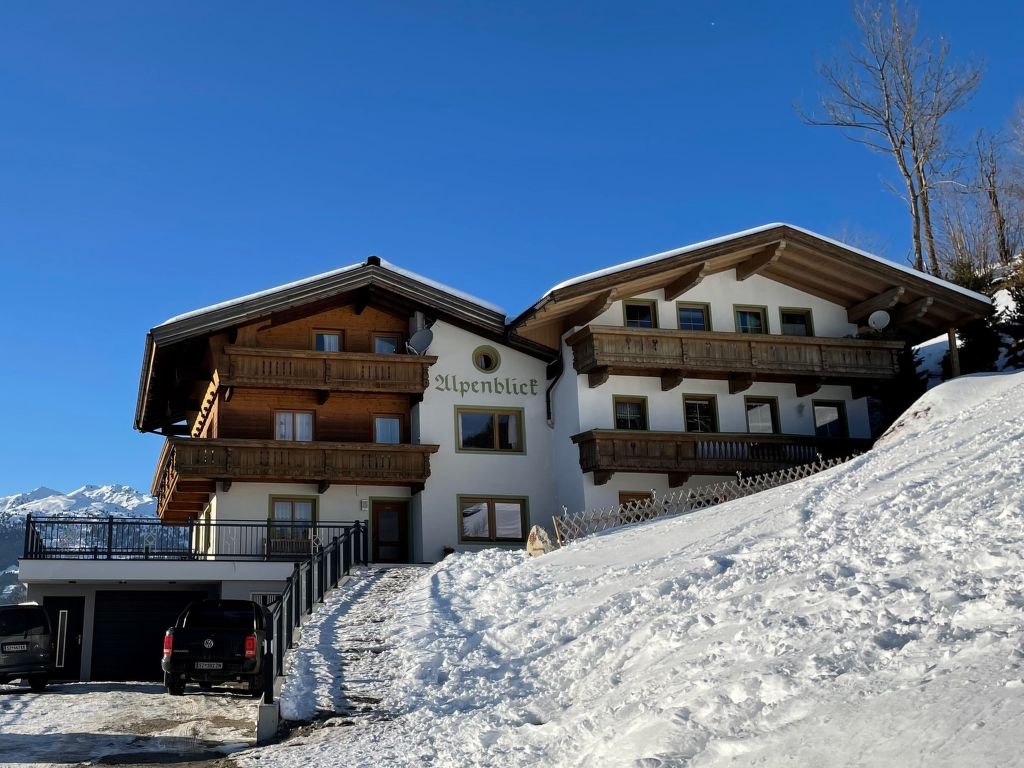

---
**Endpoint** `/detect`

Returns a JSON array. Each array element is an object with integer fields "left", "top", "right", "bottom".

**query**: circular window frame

[{"left": 471, "top": 345, "right": 501, "bottom": 373}]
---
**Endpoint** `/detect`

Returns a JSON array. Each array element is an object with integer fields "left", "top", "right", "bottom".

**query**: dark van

[{"left": 0, "top": 603, "right": 52, "bottom": 692}]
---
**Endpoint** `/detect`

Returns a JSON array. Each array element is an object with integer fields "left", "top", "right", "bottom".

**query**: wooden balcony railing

[
  {"left": 220, "top": 346, "right": 437, "bottom": 394},
  {"left": 570, "top": 429, "right": 872, "bottom": 485},
  {"left": 154, "top": 438, "right": 439, "bottom": 521},
  {"left": 566, "top": 326, "right": 905, "bottom": 391}
]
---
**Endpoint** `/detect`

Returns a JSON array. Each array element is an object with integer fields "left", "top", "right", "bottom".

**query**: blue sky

[{"left": 1, "top": 1, "right": 1021, "bottom": 496}]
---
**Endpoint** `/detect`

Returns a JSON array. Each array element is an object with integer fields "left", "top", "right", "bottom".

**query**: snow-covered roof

[
  {"left": 158, "top": 258, "right": 504, "bottom": 328},
  {"left": 543, "top": 222, "right": 991, "bottom": 305}
]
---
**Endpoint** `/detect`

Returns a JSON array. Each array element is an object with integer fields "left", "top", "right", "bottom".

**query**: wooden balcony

[
  {"left": 566, "top": 326, "right": 905, "bottom": 393},
  {"left": 220, "top": 346, "right": 437, "bottom": 395},
  {"left": 571, "top": 429, "right": 872, "bottom": 485},
  {"left": 153, "top": 438, "right": 439, "bottom": 521}
]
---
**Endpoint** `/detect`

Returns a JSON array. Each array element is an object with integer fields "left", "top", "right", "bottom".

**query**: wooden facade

[
  {"left": 146, "top": 290, "right": 447, "bottom": 521},
  {"left": 567, "top": 325, "right": 905, "bottom": 392},
  {"left": 154, "top": 438, "right": 439, "bottom": 521},
  {"left": 571, "top": 429, "right": 872, "bottom": 486}
]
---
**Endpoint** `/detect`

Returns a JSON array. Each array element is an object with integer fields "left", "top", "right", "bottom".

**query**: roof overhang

[
  {"left": 511, "top": 224, "right": 992, "bottom": 342},
  {"left": 135, "top": 258, "right": 553, "bottom": 433}
]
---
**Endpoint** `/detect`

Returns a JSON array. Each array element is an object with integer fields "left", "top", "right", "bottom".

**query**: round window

[{"left": 472, "top": 345, "right": 501, "bottom": 373}]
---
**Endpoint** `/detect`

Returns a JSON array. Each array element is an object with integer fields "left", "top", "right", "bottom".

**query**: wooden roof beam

[
  {"left": 663, "top": 262, "right": 711, "bottom": 301},
  {"left": 894, "top": 296, "right": 935, "bottom": 325},
  {"left": 847, "top": 287, "right": 905, "bottom": 323},
  {"left": 565, "top": 290, "right": 615, "bottom": 329},
  {"left": 736, "top": 241, "right": 786, "bottom": 282}
]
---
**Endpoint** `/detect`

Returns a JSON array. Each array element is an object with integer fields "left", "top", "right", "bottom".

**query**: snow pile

[
  {"left": 251, "top": 371, "right": 1024, "bottom": 767},
  {"left": 0, "top": 484, "right": 156, "bottom": 525}
]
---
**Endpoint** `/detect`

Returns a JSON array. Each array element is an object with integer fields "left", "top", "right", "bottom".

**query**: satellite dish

[
  {"left": 867, "top": 310, "right": 891, "bottom": 330},
  {"left": 407, "top": 328, "right": 434, "bottom": 355}
]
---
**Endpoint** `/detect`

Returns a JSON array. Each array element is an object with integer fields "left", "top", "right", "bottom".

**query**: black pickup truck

[{"left": 161, "top": 599, "right": 269, "bottom": 697}]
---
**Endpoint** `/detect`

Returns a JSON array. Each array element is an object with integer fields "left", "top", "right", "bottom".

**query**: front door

[
  {"left": 371, "top": 500, "right": 409, "bottom": 563},
  {"left": 44, "top": 596, "right": 85, "bottom": 681}
]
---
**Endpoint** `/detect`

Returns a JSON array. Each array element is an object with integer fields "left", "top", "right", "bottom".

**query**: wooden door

[
  {"left": 371, "top": 500, "right": 409, "bottom": 563},
  {"left": 44, "top": 596, "right": 85, "bottom": 681}
]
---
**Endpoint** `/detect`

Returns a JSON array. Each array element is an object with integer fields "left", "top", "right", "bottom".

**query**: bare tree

[
  {"left": 939, "top": 129, "right": 1024, "bottom": 275},
  {"left": 801, "top": 1, "right": 980, "bottom": 275}
]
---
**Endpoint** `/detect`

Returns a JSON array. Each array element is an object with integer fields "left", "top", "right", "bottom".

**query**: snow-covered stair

[{"left": 279, "top": 565, "right": 426, "bottom": 723}]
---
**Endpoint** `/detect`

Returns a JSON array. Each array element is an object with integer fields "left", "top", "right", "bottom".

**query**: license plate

[
  {"left": 2, "top": 643, "right": 28, "bottom": 653},
  {"left": 194, "top": 661, "right": 223, "bottom": 670}
]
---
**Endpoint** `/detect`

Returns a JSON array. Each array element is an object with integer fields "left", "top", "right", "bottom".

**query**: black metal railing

[
  {"left": 22, "top": 514, "right": 364, "bottom": 562},
  {"left": 262, "top": 521, "right": 369, "bottom": 705}
]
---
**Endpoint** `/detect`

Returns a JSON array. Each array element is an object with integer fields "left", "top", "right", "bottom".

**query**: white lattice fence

[{"left": 552, "top": 456, "right": 852, "bottom": 546}]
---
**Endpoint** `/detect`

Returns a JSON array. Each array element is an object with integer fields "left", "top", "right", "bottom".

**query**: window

[
  {"left": 613, "top": 396, "right": 648, "bottom": 430},
  {"left": 472, "top": 345, "right": 501, "bottom": 373},
  {"left": 456, "top": 407, "right": 524, "bottom": 452},
  {"left": 275, "top": 411, "right": 314, "bottom": 441},
  {"left": 745, "top": 397, "right": 779, "bottom": 434},
  {"left": 373, "top": 334, "right": 401, "bottom": 354},
  {"left": 813, "top": 401, "right": 848, "bottom": 439},
  {"left": 459, "top": 496, "right": 528, "bottom": 542},
  {"left": 314, "top": 331, "right": 342, "bottom": 352},
  {"left": 683, "top": 395, "right": 718, "bottom": 433},
  {"left": 677, "top": 303, "right": 711, "bottom": 332},
  {"left": 623, "top": 300, "right": 658, "bottom": 329},
  {"left": 270, "top": 497, "right": 316, "bottom": 541},
  {"left": 735, "top": 306, "right": 768, "bottom": 334},
  {"left": 780, "top": 309, "right": 813, "bottom": 337},
  {"left": 374, "top": 415, "right": 402, "bottom": 444}
]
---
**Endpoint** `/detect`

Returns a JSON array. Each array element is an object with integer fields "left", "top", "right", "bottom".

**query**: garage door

[{"left": 91, "top": 590, "right": 209, "bottom": 682}]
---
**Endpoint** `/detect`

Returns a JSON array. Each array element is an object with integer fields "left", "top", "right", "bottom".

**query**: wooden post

[{"left": 947, "top": 327, "right": 961, "bottom": 378}]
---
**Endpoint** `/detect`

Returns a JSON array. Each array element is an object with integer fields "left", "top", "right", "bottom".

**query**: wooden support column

[
  {"left": 847, "top": 287, "right": 904, "bottom": 324},
  {"left": 948, "top": 327, "right": 961, "bottom": 378},
  {"left": 660, "top": 371, "right": 685, "bottom": 391},
  {"left": 736, "top": 241, "right": 786, "bottom": 281},
  {"left": 728, "top": 375, "right": 754, "bottom": 394},
  {"left": 663, "top": 262, "right": 711, "bottom": 301},
  {"left": 593, "top": 470, "right": 614, "bottom": 486},
  {"left": 566, "top": 290, "right": 615, "bottom": 329},
  {"left": 588, "top": 368, "right": 610, "bottom": 388}
]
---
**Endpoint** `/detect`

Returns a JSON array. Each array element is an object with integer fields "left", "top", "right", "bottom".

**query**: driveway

[{"left": 0, "top": 682, "right": 256, "bottom": 767}]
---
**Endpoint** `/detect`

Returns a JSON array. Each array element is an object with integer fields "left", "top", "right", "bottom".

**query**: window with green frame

[
  {"left": 735, "top": 306, "right": 768, "bottom": 334},
  {"left": 677, "top": 303, "right": 711, "bottom": 332},
  {"left": 269, "top": 497, "right": 316, "bottom": 541},
  {"left": 623, "top": 300, "right": 658, "bottom": 329},
  {"left": 613, "top": 396, "right": 648, "bottom": 430},
  {"left": 459, "top": 496, "right": 528, "bottom": 542},
  {"left": 744, "top": 397, "right": 779, "bottom": 434},
  {"left": 683, "top": 395, "right": 718, "bottom": 432},
  {"left": 780, "top": 308, "right": 813, "bottom": 337},
  {"left": 456, "top": 407, "right": 524, "bottom": 452},
  {"left": 813, "top": 401, "right": 848, "bottom": 439}
]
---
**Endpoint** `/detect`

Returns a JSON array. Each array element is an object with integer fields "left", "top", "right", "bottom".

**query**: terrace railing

[{"left": 21, "top": 515, "right": 365, "bottom": 563}]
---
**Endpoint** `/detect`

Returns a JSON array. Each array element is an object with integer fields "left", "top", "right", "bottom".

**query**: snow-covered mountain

[
  {"left": 259, "top": 370, "right": 1024, "bottom": 767},
  {"left": 0, "top": 484, "right": 156, "bottom": 526}
]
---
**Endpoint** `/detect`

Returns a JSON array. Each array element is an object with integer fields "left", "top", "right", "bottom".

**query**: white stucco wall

[
  {"left": 589, "top": 271, "right": 858, "bottom": 337},
  {"left": 413, "top": 321, "right": 556, "bottom": 562},
  {"left": 552, "top": 269, "right": 873, "bottom": 513}
]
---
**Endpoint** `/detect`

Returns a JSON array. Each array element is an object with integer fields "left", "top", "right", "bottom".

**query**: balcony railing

[
  {"left": 571, "top": 429, "right": 872, "bottom": 485},
  {"left": 566, "top": 326, "right": 904, "bottom": 389},
  {"left": 154, "top": 438, "right": 439, "bottom": 520},
  {"left": 22, "top": 515, "right": 368, "bottom": 563},
  {"left": 221, "top": 345, "right": 437, "bottom": 394}
]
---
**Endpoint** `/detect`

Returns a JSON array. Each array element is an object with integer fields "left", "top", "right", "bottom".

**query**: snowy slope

[{"left": 249, "top": 371, "right": 1024, "bottom": 767}]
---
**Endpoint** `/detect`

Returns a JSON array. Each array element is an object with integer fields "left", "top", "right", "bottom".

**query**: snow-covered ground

[
  {"left": 0, "top": 682, "right": 256, "bottom": 767},
  {"left": 243, "top": 370, "right": 1024, "bottom": 767},
  {"left": 279, "top": 566, "right": 427, "bottom": 723}
]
